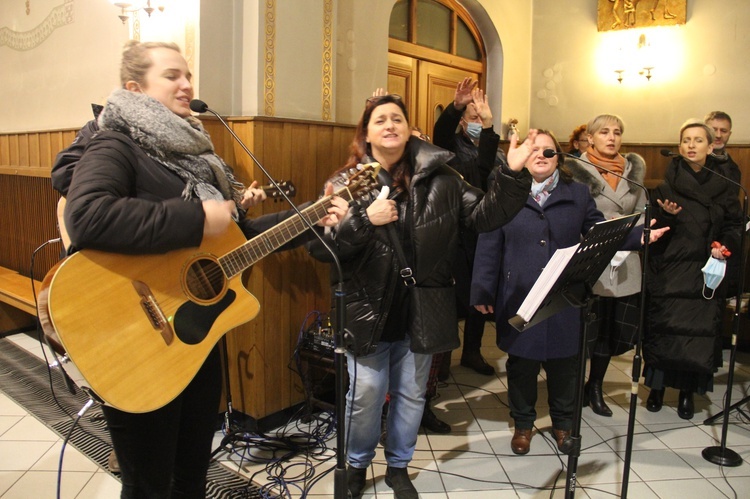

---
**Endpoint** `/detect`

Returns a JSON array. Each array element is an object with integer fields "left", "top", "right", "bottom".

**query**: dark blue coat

[{"left": 471, "top": 178, "right": 604, "bottom": 361}]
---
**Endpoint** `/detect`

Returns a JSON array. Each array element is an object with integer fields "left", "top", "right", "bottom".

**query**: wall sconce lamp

[
  {"left": 614, "top": 33, "right": 656, "bottom": 84},
  {"left": 111, "top": 1, "right": 165, "bottom": 24}
]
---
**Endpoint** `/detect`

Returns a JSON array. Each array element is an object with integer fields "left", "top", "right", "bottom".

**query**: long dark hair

[{"left": 339, "top": 94, "right": 412, "bottom": 192}]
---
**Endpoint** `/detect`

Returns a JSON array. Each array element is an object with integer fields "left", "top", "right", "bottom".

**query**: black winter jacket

[
  {"left": 307, "top": 139, "right": 531, "bottom": 355},
  {"left": 644, "top": 157, "right": 742, "bottom": 373},
  {"left": 65, "top": 131, "right": 310, "bottom": 255}
]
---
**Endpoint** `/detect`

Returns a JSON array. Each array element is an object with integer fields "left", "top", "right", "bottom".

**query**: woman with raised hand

[{"left": 307, "top": 91, "right": 532, "bottom": 498}]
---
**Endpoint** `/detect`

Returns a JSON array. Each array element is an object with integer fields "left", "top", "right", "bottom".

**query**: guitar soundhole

[{"left": 185, "top": 258, "right": 226, "bottom": 302}]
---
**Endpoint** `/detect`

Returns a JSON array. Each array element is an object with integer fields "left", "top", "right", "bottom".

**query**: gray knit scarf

[{"left": 98, "top": 89, "right": 245, "bottom": 217}]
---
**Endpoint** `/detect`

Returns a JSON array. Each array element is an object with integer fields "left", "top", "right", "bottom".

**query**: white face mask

[
  {"left": 701, "top": 256, "right": 726, "bottom": 299},
  {"left": 465, "top": 122, "right": 482, "bottom": 140}
]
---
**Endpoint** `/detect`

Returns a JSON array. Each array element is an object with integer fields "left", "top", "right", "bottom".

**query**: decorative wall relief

[
  {"left": 597, "top": 0, "right": 686, "bottom": 32},
  {"left": 264, "top": 0, "right": 276, "bottom": 117},
  {"left": 0, "top": 0, "right": 74, "bottom": 51},
  {"left": 321, "top": 0, "right": 333, "bottom": 121}
]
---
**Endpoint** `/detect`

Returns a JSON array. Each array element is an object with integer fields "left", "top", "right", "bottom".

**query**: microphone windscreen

[
  {"left": 189, "top": 99, "right": 209, "bottom": 113},
  {"left": 542, "top": 149, "right": 558, "bottom": 158},
  {"left": 660, "top": 148, "right": 674, "bottom": 157}
]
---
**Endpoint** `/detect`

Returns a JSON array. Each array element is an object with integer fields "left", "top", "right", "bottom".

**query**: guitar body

[
  {"left": 47, "top": 223, "right": 259, "bottom": 413},
  {"left": 43, "top": 162, "right": 381, "bottom": 414}
]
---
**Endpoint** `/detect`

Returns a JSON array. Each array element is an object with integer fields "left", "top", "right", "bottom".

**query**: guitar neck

[{"left": 220, "top": 187, "right": 353, "bottom": 278}]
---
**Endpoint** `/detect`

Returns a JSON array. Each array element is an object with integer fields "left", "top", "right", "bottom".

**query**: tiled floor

[{"left": 2, "top": 324, "right": 750, "bottom": 498}]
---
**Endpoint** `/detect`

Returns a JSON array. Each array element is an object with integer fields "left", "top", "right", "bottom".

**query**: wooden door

[
  {"left": 417, "top": 61, "right": 479, "bottom": 141},
  {"left": 387, "top": 54, "right": 479, "bottom": 141}
]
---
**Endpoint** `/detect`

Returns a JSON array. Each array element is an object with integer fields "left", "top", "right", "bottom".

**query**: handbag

[{"left": 385, "top": 222, "right": 459, "bottom": 354}]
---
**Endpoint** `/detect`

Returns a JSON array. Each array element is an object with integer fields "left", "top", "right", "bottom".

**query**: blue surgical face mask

[
  {"left": 701, "top": 256, "right": 726, "bottom": 299},
  {"left": 465, "top": 122, "right": 482, "bottom": 141}
]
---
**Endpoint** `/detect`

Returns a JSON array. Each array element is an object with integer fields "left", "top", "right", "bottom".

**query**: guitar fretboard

[{"left": 220, "top": 188, "right": 352, "bottom": 278}]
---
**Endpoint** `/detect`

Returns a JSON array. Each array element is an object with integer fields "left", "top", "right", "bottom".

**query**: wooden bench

[{"left": 0, "top": 265, "right": 41, "bottom": 334}]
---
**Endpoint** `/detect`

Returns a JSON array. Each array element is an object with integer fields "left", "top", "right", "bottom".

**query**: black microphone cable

[{"left": 191, "top": 99, "right": 358, "bottom": 499}]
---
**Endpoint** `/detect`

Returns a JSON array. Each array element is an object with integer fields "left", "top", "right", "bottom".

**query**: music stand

[{"left": 510, "top": 213, "right": 639, "bottom": 499}]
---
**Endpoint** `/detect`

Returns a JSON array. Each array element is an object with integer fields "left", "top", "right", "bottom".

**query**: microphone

[
  {"left": 660, "top": 148, "right": 743, "bottom": 190},
  {"left": 189, "top": 99, "right": 209, "bottom": 114},
  {"left": 190, "top": 99, "right": 301, "bottom": 214},
  {"left": 544, "top": 149, "right": 649, "bottom": 201}
]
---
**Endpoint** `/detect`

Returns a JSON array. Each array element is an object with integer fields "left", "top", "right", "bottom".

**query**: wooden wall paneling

[
  {"left": 28, "top": 133, "right": 40, "bottom": 169},
  {"left": 0, "top": 135, "right": 9, "bottom": 165},
  {"left": 18, "top": 135, "right": 29, "bottom": 169},
  {"left": 8, "top": 135, "right": 19, "bottom": 167},
  {"left": 39, "top": 134, "right": 52, "bottom": 169},
  {"left": 0, "top": 175, "right": 59, "bottom": 277}
]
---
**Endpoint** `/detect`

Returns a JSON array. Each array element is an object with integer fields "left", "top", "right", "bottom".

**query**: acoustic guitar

[
  {"left": 42, "top": 180, "right": 299, "bottom": 355},
  {"left": 43, "top": 164, "right": 379, "bottom": 413}
]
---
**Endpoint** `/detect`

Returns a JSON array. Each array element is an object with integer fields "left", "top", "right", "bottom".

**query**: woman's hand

[
  {"left": 506, "top": 129, "right": 538, "bottom": 172},
  {"left": 642, "top": 218, "right": 670, "bottom": 245},
  {"left": 202, "top": 200, "right": 235, "bottom": 238},
  {"left": 472, "top": 88, "right": 493, "bottom": 128},
  {"left": 474, "top": 304, "right": 494, "bottom": 314},
  {"left": 657, "top": 198, "right": 682, "bottom": 216},
  {"left": 711, "top": 242, "right": 730, "bottom": 260},
  {"left": 366, "top": 186, "right": 398, "bottom": 226},
  {"left": 453, "top": 77, "right": 477, "bottom": 110},
  {"left": 240, "top": 181, "right": 268, "bottom": 209},
  {"left": 317, "top": 183, "right": 349, "bottom": 227}
]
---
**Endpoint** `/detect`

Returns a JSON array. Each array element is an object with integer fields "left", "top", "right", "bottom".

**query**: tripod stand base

[{"left": 702, "top": 446, "right": 743, "bottom": 467}]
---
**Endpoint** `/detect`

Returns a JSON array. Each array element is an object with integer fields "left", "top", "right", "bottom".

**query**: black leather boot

[
  {"left": 347, "top": 465, "right": 368, "bottom": 499},
  {"left": 385, "top": 466, "right": 418, "bottom": 499},
  {"left": 646, "top": 387, "right": 664, "bottom": 412},
  {"left": 678, "top": 390, "right": 694, "bottom": 419},
  {"left": 421, "top": 396, "right": 451, "bottom": 434},
  {"left": 587, "top": 379, "right": 613, "bottom": 417},
  {"left": 585, "top": 354, "right": 613, "bottom": 416}
]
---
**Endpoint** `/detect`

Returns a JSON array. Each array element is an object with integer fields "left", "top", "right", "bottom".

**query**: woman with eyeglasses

[
  {"left": 564, "top": 114, "right": 647, "bottom": 417},
  {"left": 307, "top": 91, "right": 533, "bottom": 499},
  {"left": 567, "top": 124, "right": 588, "bottom": 157}
]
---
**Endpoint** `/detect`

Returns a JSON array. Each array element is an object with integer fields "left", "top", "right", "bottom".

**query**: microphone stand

[
  {"left": 192, "top": 101, "right": 352, "bottom": 499},
  {"left": 662, "top": 150, "right": 746, "bottom": 467},
  {"left": 550, "top": 150, "right": 651, "bottom": 498}
]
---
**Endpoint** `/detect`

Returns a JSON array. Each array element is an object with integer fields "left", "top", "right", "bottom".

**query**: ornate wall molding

[
  {"left": 0, "top": 0, "right": 74, "bottom": 51},
  {"left": 263, "top": 0, "right": 276, "bottom": 117},
  {"left": 321, "top": 0, "right": 333, "bottom": 121}
]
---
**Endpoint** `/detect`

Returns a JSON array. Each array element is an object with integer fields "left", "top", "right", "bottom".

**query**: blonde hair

[
  {"left": 120, "top": 40, "right": 181, "bottom": 88},
  {"left": 680, "top": 119, "right": 715, "bottom": 144},
  {"left": 586, "top": 114, "right": 625, "bottom": 135}
]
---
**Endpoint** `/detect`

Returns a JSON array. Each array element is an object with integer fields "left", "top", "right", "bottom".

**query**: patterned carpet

[{"left": 0, "top": 336, "right": 263, "bottom": 498}]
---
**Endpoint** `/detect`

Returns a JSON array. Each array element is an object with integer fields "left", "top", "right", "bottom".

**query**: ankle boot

[
  {"left": 678, "top": 390, "right": 694, "bottom": 419},
  {"left": 347, "top": 465, "right": 368, "bottom": 499},
  {"left": 586, "top": 355, "right": 613, "bottom": 416},
  {"left": 421, "top": 397, "right": 451, "bottom": 434},
  {"left": 587, "top": 380, "right": 613, "bottom": 416},
  {"left": 646, "top": 387, "right": 664, "bottom": 412}
]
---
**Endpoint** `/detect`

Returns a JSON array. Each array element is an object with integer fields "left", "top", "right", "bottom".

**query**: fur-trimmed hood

[{"left": 564, "top": 152, "right": 645, "bottom": 197}]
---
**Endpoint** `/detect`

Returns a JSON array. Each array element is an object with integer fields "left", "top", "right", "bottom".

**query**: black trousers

[
  {"left": 506, "top": 353, "right": 577, "bottom": 431},
  {"left": 102, "top": 347, "right": 222, "bottom": 499}
]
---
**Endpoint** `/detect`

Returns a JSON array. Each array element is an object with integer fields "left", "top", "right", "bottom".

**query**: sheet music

[{"left": 516, "top": 243, "right": 580, "bottom": 322}]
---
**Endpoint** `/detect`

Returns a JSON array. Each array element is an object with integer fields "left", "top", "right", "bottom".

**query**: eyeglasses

[{"left": 366, "top": 94, "right": 403, "bottom": 105}]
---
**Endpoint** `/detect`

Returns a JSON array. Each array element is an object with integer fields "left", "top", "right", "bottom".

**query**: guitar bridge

[{"left": 132, "top": 280, "right": 174, "bottom": 345}]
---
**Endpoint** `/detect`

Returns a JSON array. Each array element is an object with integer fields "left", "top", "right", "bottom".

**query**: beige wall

[
  {"left": 3, "top": 1, "right": 745, "bottom": 144},
  {"left": 0, "top": 0, "right": 534, "bottom": 132},
  {"left": 530, "top": 0, "right": 749, "bottom": 144}
]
